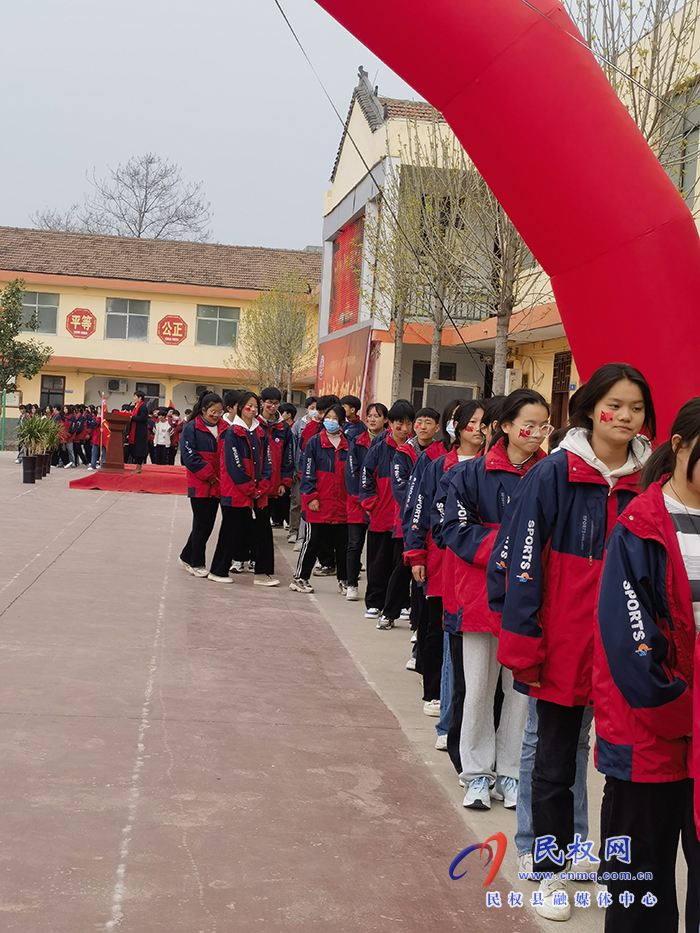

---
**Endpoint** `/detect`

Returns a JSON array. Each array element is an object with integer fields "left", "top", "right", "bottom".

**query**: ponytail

[
  {"left": 641, "top": 397, "right": 700, "bottom": 490},
  {"left": 188, "top": 392, "right": 222, "bottom": 423}
]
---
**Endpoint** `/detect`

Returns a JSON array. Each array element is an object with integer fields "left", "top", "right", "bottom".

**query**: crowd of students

[{"left": 179, "top": 370, "right": 700, "bottom": 931}]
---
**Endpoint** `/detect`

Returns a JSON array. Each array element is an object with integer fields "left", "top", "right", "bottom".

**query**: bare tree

[
  {"left": 229, "top": 272, "right": 317, "bottom": 399},
  {"left": 31, "top": 154, "right": 212, "bottom": 240},
  {"left": 566, "top": 0, "right": 700, "bottom": 205},
  {"left": 366, "top": 121, "right": 549, "bottom": 398}
]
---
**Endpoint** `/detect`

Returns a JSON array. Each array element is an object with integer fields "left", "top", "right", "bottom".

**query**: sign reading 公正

[
  {"left": 66, "top": 309, "right": 97, "bottom": 339},
  {"left": 157, "top": 315, "right": 188, "bottom": 345}
]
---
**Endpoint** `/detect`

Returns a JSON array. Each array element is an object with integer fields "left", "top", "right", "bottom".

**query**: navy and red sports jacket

[
  {"left": 345, "top": 429, "right": 370, "bottom": 523},
  {"left": 403, "top": 447, "right": 461, "bottom": 599},
  {"left": 359, "top": 432, "right": 401, "bottom": 533},
  {"left": 220, "top": 419, "right": 272, "bottom": 507},
  {"left": 180, "top": 415, "right": 221, "bottom": 499},
  {"left": 301, "top": 418, "right": 322, "bottom": 451},
  {"left": 300, "top": 429, "right": 349, "bottom": 524},
  {"left": 441, "top": 439, "right": 546, "bottom": 636},
  {"left": 391, "top": 440, "right": 446, "bottom": 540},
  {"left": 257, "top": 414, "right": 293, "bottom": 497},
  {"left": 494, "top": 448, "right": 642, "bottom": 707},
  {"left": 343, "top": 417, "right": 367, "bottom": 443},
  {"left": 595, "top": 480, "right": 695, "bottom": 783}
]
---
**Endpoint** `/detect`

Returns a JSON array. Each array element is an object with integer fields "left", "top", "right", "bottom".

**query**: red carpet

[{"left": 69, "top": 464, "right": 187, "bottom": 495}]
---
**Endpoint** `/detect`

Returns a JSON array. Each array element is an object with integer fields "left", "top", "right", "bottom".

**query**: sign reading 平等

[{"left": 66, "top": 308, "right": 97, "bottom": 339}]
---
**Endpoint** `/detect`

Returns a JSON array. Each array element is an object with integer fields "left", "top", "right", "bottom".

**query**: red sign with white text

[
  {"left": 157, "top": 315, "right": 188, "bottom": 345},
  {"left": 66, "top": 308, "right": 97, "bottom": 339}
]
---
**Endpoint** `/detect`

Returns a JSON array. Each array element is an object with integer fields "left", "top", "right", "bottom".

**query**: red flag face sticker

[
  {"left": 464, "top": 425, "right": 474, "bottom": 433},
  {"left": 600, "top": 411, "right": 614, "bottom": 422},
  {"left": 518, "top": 428, "right": 532, "bottom": 437}
]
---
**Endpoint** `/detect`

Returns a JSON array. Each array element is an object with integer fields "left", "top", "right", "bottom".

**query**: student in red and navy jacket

[
  {"left": 403, "top": 401, "right": 484, "bottom": 737},
  {"left": 383, "top": 407, "right": 445, "bottom": 631},
  {"left": 359, "top": 399, "right": 414, "bottom": 624},
  {"left": 179, "top": 393, "right": 224, "bottom": 575},
  {"left": 345, "top": 426, "right": 371, "bottom": 602},
  {"left": 340, "top": 395, "right": 366, "bottom": 443},
  {"left": 209, "top": 391, "right": 278, "bottom": 587},
  {"left": 168, "top": 411, "right": 183, "bottom": 465},
  {"left": 300, "top": 395, "right": 339, "bottom": 452},
  {"left": 493, "top": 366, "right": 654, "bottom": 917},
  {"left": 290, "top": 404, "right": 349, "bottom": 594},
  {"left": 594, "top": 398, "right": 700, "bottom": 931},
  {"left": 257, "top": 386, "right": 294, "bottom": 501},
  {"left": 441, "top": 389, "right": 548, "bottom": 815}
]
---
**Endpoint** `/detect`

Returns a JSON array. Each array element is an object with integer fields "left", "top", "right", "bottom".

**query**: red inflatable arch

[{"left": 314, "top": 0, "right": 700, "bottom": 434}]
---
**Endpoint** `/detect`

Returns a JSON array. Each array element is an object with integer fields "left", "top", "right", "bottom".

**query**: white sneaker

[
  {"left": 491, "top": 775, "right": 518, "bottom": 808},
  {"left": 346, "top": 586, "right": 359, "bottom": 601},
  {"left": 410, "top": 632, "right": 417, "bottom": 644},
  {"left": 364, "top": 608, "right": 380, "bottom": 619},
  {"left": 535, "top": 878, "right": 570, "bottom": 921},
  {"left": 518, "top": 853, "right": 533, "bottom": 875},
  {"left": 405, "top": 657, "right": 417, "bottom": 671},
  {"left": 289, "top": 578, "right": 314, "bottom": 594},
  {"left": 399, "top": 608, "right": 410, "bottom": 621},
  {"left": 254, "top": 574, "right": 279, "bottom": 586},
  {"left": 177, "top": 557, "right": 191, "bottom": 571},
  {"left": 572, "top": 858, "right": 598, "bottom": 881},
  {"left": 376, "top": 615, "right": 394, "bottom": 630},
  {"left": 463, "top": 776, "right": 491, "bottom": 809},
  {"left": 248, "top": 561, "right": 256, "bottom": 573},
  {"left": 287, "top": 533, "right": 296, "bottom": 544},
  {"left": 230, "top": 561, "right": 244, "bottom": 574},
  {"left": 423, "top": 699, "right": 441, "bottom": 717},
  {"left": 435, "top": 734, "right": 448, "bottom": 751},
  {"left": 338, "top": 580, "right": 348, "bottom": 596},
  {"left": 87, "top": 465, "right": 94, "bottom": 471},
  {"left": 207, "top": 573, "right": 233, "bottom": 583},
  {"left": 189, "top": 566, "right": 209, "bottom": 578},
  {"left": 293, "top": 541, "right": 303, "bottom": 552}
]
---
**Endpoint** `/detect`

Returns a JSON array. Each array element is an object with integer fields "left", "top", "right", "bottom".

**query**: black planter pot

[
  {"left": 22, "top": 456, "right": 36, "bottom": 484},
  {"left": 41, "top": 454, "right": 49, "bottom": 477},
  {"left": 45, "top": 454, "right": 52, "bottom": 475}
]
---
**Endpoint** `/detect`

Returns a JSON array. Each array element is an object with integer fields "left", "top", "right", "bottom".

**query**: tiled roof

[
  {"left": 378, "top": 97, "right": 444, "bottom": 122},
  {"left": 0, "top": 226, "right": 322, "bottom": 291}
]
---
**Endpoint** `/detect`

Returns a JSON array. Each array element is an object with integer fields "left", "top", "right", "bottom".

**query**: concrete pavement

[{"left": 0, "top": 451, "right": 660, "bottom": 930}]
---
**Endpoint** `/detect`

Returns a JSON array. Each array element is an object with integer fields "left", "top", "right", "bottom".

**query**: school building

[
  {"left": 2, "top": 226, "right": 322, "bottom": 416},
  {"left": 315, "top": 68, "right": 577, "bottom": 425}
]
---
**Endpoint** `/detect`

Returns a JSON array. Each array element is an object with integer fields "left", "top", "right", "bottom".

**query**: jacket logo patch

[
  {"left": 623, "top": 580, "right": 646, "bottom": 642},
  {"left": 516, "top": 572, "right": 533, "bottom": 583},
  {"left": 496, "top": 560, "right": 507, "bottom": 571},
  {"left": 635, "top": 643, "right": 651, "bottom": 657}
]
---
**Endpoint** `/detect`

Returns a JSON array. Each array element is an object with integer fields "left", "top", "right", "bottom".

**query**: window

[
  {"left": 105, "top": 298, "right": 150, "bottom": 341},
  {"left": 196, "top": 305, "right": 239, "bottom": 347},
  {"left": 135, "top": 382, "right": 161, "bottom": 410},
  {"left": 40, "top": 375, "right": 65, "bottom": 409},
  {"left": 22, "top": 292, "right": 59, "bottom": 335},
  {"left": 411, "top": 360, "right": 457, "bottom": 410}
]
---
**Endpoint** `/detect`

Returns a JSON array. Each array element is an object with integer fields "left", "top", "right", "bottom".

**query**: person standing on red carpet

[{"left": 126, "top": 391, "right": 150, "bottom": 474}]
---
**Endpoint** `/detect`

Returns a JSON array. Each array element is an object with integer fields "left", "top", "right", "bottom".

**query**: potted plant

[
  {"left": 16, "top": 416, "right": 44, "bottom": 484},
  {"left": 38, "top": 418, "right": 61, "bottom": 475}
]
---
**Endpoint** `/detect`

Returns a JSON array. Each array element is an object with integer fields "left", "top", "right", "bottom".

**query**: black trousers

[
  {"left": 419, "top": 596, "right": 444, "bottom": 701},
  {"left": 167, "top": 446, "right": 177, "bottom": 465},
  {"left": 600, "top": 776, "right": 700, "bottom": 933},
  {"left": 270, "top": 491, "right": 290, "bottom": 526},
  {"left": 73, "top": 441, "right": 88, "bottom": 465},
  {"left": 383, "top": 540, "right": 412, "bottom": 620},
  {"left": 532, "top": 699, "right": 587, "bottom": 871},
  {"left": 180, "top": 497, "right": 220, "bottom": 569},
  {"left": 447, "top": 632, "right": 464, "bottom": 774},
  {"left": 297, "top": 522, "right": 348, "bottom": 582},
  {"left": 365, "top": 531, "right": 398, "bottom": 610},
  {"left": 154, "top": 445, "right": 169, "bottom": 465},
  {"left": 210, "top": 504, "right": 275, "bottom": 577},
  {"left": 346, "top": 522, "right": 367, "bottom": 587}
]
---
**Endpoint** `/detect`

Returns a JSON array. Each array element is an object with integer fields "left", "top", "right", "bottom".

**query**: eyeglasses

[{"left": 512, "top": 422, "right": 555, "bottom": 438}]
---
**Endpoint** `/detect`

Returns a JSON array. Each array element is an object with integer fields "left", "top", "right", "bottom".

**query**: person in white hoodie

[{"left": 492, "top": 363, "right": 656, "bottom": 921}]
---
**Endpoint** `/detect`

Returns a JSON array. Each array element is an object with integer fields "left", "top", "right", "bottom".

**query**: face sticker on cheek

[
  {"left": 518, "top": 429, "right": 532, "bottom": 438},
  {"left": 600, "top": 411, "right": 614, "bottom": 422},
  {"left": 465, "top": 425, "right": 474, "bottom": 433}
]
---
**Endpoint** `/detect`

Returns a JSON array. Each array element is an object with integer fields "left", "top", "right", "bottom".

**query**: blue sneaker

[
  {"left": 463, "top": 775, "right": 491, "bottom": 809},
  {"left": 491, "top": 775, "right": 518, "bottom": 808}
]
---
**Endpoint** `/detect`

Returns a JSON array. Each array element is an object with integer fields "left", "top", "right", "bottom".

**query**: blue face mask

[
  {"left": 446, "top": 422, "right": 456, "bottom": 439},
  {"left": 324, "top": 419, "right": 340, "bottom": 433}
]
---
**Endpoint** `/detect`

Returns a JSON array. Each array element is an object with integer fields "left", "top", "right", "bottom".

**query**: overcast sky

[{"left": 0, "top": 0, "right": 420, "bottom": 250}]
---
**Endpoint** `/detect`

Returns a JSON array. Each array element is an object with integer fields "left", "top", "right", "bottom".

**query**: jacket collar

[
  {"left": 559, "top": 427, "right": 651, "bottom": 488},
  {"left": 485, "top": 438, "right": 546, "bottom": 475},
  {"left": 619, "top": 478, "right": 680, "bottom": 543},
  {"left": 320, "top": 428, "right": 348, "bottom": 450},
  {"left": 565, "top": 450, "right": 642, "bottom": 491},
  {"left": 258, "top": 412, "right": 283, "bottom": 429},
  {"left": 233, "top": 414, "right": 260, "bottom": 434},
  {"left": 195, "top": 414, "right": 218, "bottom": 433}
]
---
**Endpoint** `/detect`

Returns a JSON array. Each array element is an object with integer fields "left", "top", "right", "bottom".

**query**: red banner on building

[
  {"left": 157, "top": 315, "right": 187, "bottom": 345},
  {"left": 66, "top": 308, "right": 97, "bottom": 339},
  {"left": 316, "top": 325, "right": 371, "bottom": 400},
  {"left": 328, "top": 216, "right": 364, "bottom": 333}
]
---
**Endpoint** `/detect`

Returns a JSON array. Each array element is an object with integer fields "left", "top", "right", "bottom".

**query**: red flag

[{"left": 168, "top": 399, "right": 174, "bottom": 408}]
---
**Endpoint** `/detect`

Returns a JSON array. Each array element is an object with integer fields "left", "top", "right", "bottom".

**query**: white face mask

[{"left": 446, "top": 422, "right": 456, "bottom": 439}]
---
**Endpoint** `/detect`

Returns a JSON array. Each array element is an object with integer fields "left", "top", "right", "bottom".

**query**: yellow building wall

[{"left": 509, "top": 337, "right": 578, "bottom": 403}]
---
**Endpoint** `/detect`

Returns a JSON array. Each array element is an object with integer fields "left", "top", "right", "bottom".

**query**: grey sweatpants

[{"left": 459, "top": 631, "right": 528, "bottom": 783}]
